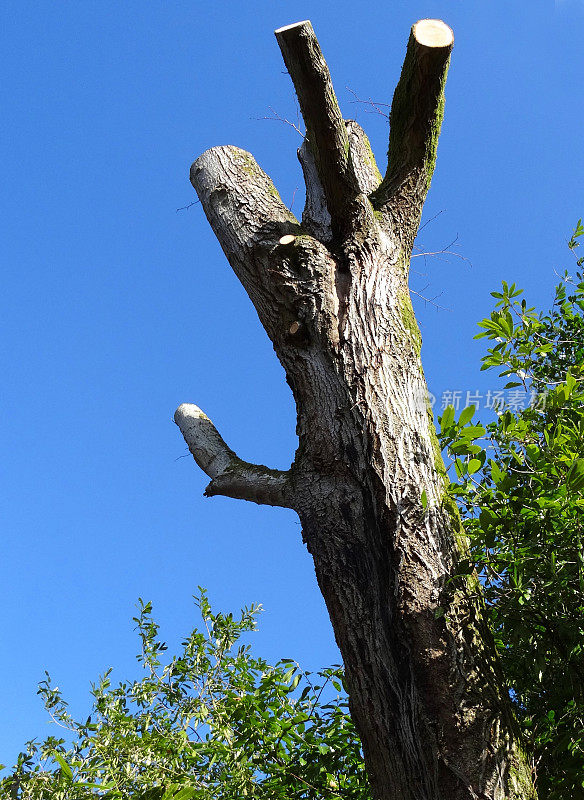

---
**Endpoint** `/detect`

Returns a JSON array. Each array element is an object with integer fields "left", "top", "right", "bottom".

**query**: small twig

[
  {"left": 176, "top": 200, "right": 200, "bottom": 212},
  {"left": 410, "top": 286, "right": 452, "bottom": 312},
  {"left": 346, "top": 86, "right": 390, "bottom": 119},
  {"left": 409, "top": 233, "right": 468, "bottom": 310},
  {"left": 412, "top": 249, "right": 469, "bottom": 265},
  {"left": 289, "top": 185, "right": 299, "bottom": 212},
  {"left": 256, "top": 105, "right": 304, "bottom": 137},
  {"left": 412, "top": 235, "right": 471, "bottom": 266},
  {"left": 418, "top": 209, "right": 445, "bottom": 233}
]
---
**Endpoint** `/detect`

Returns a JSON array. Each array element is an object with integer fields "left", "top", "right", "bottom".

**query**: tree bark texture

[{"left": 176, "top": 19, "right": 537, "bottom": 800}]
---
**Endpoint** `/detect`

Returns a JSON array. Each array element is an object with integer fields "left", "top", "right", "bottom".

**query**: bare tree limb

[
  {"left": 174, "top": 404, "right": 295, "bottom": 507},
  {"left": 373, "top": 19, "right": 453, "bottom": 236},
  {"left": 297, "top": 120, "right": 381, "bottom": 244},
  {"left": 190, "top": 145, "right": 298, "bottom": 258},
  {"left": 412, "top": 234, "right": 471, "bottom": 265},
  {"left": 190, "top": 145, "right": 339, "bottom": 352},
  {"left": 275, "top": 21, "right": 360, "bottom": 235},
  {"left": 190, "top": 146, "right": 302, "bottom": 331},
  {"left": 345, "top": 120, "right": 382, "bottom": 195},
  {"left": 297, "top": 138, "right": 332, "bottom": 243}
]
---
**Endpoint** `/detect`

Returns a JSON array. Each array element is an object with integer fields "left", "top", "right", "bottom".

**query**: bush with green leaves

[
  {"left": 439, "top": 222, "right": 584, "bottom": 798},
  {"left": 0, "top": 592, "right": 368, "bottom": 799}
]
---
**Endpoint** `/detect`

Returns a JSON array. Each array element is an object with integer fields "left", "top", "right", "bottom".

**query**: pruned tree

[{"left": 175, "top": 19, "right": 537, "bottom": 800}]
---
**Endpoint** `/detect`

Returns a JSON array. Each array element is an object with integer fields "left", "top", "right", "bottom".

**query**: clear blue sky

[{"left": 1, "top": 0, "right": 583, "bottom": 766}]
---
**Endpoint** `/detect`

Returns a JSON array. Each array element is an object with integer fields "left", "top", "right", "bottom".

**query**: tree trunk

[{"left": 175, "top": 19, "right": 537, "bottom": 800}]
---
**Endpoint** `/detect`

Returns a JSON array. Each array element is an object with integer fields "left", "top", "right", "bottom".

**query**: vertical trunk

[{"left": 175, "top": 19, "right": 537, "bottom": 800}]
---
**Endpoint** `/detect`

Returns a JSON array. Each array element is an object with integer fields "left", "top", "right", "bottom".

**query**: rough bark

[{"left": 176, "top": 19, "right": 537, "bottom": 800}]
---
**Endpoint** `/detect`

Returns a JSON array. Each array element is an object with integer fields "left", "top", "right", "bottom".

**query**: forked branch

[{"left": 175, "top": 404, "right": 295, "bottom": 508}]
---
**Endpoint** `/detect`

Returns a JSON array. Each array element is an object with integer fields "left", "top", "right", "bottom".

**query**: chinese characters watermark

[{"left": 424, "top": 388, "right": 549, "bottom": 413}]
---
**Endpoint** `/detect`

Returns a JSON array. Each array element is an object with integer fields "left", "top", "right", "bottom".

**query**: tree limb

[
  {"left": 275, "top": 21, "right": 360, "bottom": 236},
  {"left": 297, "top": 120, "right": 381, "bottom": 244},
  {"left": 346, "top": 120, "right": 382, "bottom": 195},
  {"left": 373, "top": 19, "right": 453, "bottom": 236},
  {"left": 190, "top": 146, "right": 305, "bottom": 333},
  {"left": 174, "top": 404, "right": 295, "bottom": 508},
  {"left": 297, "top": 138, "right": 332, "bottom": 243},
  {"left": 190, "top": 145, "right": 298, "bottom": 272}
]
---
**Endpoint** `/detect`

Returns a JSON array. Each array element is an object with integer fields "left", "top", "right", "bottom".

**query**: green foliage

[
  {"left": 0, "top": 592, "right": 368, "bottom": 799},
  {"left": 439, "top": 226, "right": 584, "bottom": 798}
]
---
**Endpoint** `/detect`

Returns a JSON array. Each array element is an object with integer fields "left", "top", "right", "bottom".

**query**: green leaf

[
  {"left": 52, "top": 751, "right": 73, "bottom": 781},
  {"left": 421, "top": 490, "right": 428, "bottom": 511},
  {"left": 440, "top": 405, "right": 455, "bottom": 433},
  {"left": 171, "top": 789, "right": 199, "bottom": 800},
  {"left": 567, "top": 459, "right": 584, "bottom": 492},
  {"left": 458, "top": 405, "right": 476, "bottom": 427},
  {"left": 468, "top": 459, "right": 482, "bottom": 475},
  {"left": 460, "top": 425, "right": 485, "bottom": 439},
  {"left": 490, "top": 460, "right": 505, "bottom": 484}
]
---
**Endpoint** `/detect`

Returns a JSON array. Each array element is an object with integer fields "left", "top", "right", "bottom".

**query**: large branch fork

[{"left": 176, "top": 18, "right": 537, "bottom": 800}]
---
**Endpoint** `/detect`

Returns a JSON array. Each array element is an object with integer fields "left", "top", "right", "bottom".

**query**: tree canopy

[{"left": 1, "top": 593, "right": 367, "bottom": 799}]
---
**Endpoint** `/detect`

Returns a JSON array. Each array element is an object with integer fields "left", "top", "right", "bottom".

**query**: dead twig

[
  {"left": 412, "top": 234, "right": 472, "bottom": 269},
  {"left": 418, "top": 209, "right": 445, "bottom": 233},
  {"left": 255, "top": 105, "right": 304, "bottom": 137},
  {"left": 346, "top": 86, "right": 390, "bottom": 119},
  {"left": 410, "top": 285, "right": 451, "bottom": 312},
  {"left": 176, "top": 200, "right": 200, "bottom": 212}
]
